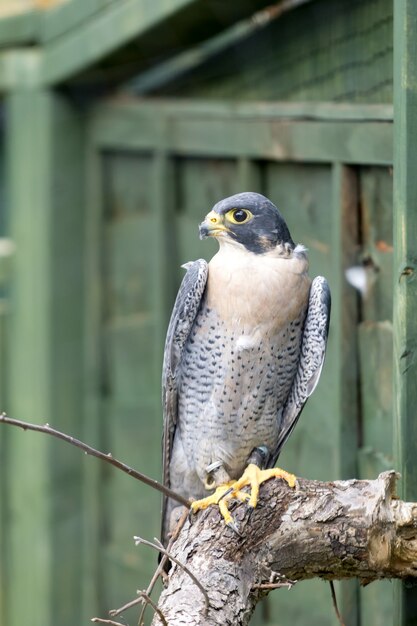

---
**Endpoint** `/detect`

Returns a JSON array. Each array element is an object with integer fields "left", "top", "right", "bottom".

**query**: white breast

[{"left": 206, "top": 241, "right": 311, "bottom": 329}]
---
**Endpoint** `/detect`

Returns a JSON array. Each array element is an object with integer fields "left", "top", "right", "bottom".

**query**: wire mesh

[{"left": 149, "top": 0, "right": 393, "bottom": 105}]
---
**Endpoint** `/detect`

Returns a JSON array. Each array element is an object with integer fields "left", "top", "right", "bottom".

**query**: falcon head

[{"left": 199, "top": 192, "right": 294, "bottom": 255}]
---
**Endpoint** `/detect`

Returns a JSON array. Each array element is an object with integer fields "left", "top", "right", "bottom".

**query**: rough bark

[{"left": 153, "top": 471, "right": 417, "bottom": 625}]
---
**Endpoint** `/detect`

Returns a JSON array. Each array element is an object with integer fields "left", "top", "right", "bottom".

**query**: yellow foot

[
  {"left": 190, "top": 464, "right": 296, "bottom": 529},
  {"left": 230, "top": 463, "right": 296, "bottom": 509},
  {"left": 191, "top": 482, "right": 239, "bottom": 526}
]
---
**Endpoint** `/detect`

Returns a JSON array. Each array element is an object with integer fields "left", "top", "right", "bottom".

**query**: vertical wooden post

[
  {"left": 393, "top": 2, "right": 417, "bottom": 624},
  {"left": 6, "top": 87, "right": 54, "bottom": 626},
  {"left": 47, "top": 92, "right": 86, "bottom": 626},
  {"left": 331, "top": 163, "right": 360, "bottom": 480},
  {"left": 152, "top": 147, "right": 172, "bottom": 377},
  {"left": 83, "top": 132, "right": 104, "bottom": 621},
  {"left": 0, "top": 122, "right": 8, "bottom": 624},
  {"left": 149, "top": 112, "right": 170, "bottom": 378},
  {"left": 0, "top": 208, "right": 10, "bottom": 626},
  {"left": 331, "top": 163, "right": 360, "bottom": 626},
  {"left": 237, "top": 157, "right": 262, "bottom": 192},
  {"left": 5, "top": 86, "right": 85, "bottom": 626}
]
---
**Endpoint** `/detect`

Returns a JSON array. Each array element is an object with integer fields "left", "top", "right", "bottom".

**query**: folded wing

[{"left": 271, "top": 275, "right": 331, "bottom": 465}]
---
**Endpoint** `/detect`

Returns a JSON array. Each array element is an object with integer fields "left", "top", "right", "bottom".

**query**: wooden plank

[
  {"left": 358, "top": 321, "right": 393, "bottom": 475},
  {"left": 330, "top": 164, "right": 360, "bottom": 626},
  {"left": 355, "top": 166, "right": 395, "bottom": 626},
  {"left": 47, "top": 92, "right": 85, "bottom": 626},
  {"left": 393, "top": 1, "right": 417, "bottom": 623},
  {"left": 0, "top": 9, "right": 39, "bottom": 46},
  {"left": 0, "top": 104, "right": 7, "bottom": 626},
  {"left": 237, "top": 157, "right": 262, "bottom": 192},
  {"left": 356, "top": 164, "right": 394, "bottom": 623},
  {"left": 39, "top": 0, "right": 198, "bottom": 84},
  {"left": 0, "top": 210, "right": 10, "bottom": 412},
  {"left": 5, "top": 88, "right": 86, "bottom": 626},
  {"left": 170, "top": 118, "right": 392, "bottom": 165},
  {"left": 82, "top": 140, "right": 105, "bottom": 620},
  {"left": 330, "top": 164, "right": 360, "bottom": 476},
  {"left": 358, "top": 346, "right": 396, "bottom": 626},
  {"left": 129, "top": 16, "right": 258, "bottom": 97},
  {"left": 0, "top": 250, "right": 9, "bottom": 626},
  {"left": 99, "top": 149, "right": 166, "bottom": 612},
  {"left": 102, "top": 401, "right": 161, "bottom": 613},
  {"left": 92, "top": 99, "right": 394, "bottom": 126},
  {"left": 104, "top": 212, "right": 155, "bottom": 319},
  {"left": 359, "top": 167, "right": 393, "bottom": 323},
  {"left": 91, "top": 102, "right": 393, "bottom": 166},
  {"left": 0, "top": 50, "right": 42, "bottom": 92},
  {"left": 40, "top": 0, "right": 104, "bottom": 43},
  {"left": 38, "top": 0, "right": 279, "bottom": 86},
  {"left": 360, "top": 578, "right": 395, "bottom": 626},
  {"left": 357, "top": 164, "right": 394, "bottom": 480},
  {"left": 5, "top": 87, "right": 54, "bottom": 626},
  {"left": 152, "top": 149, "right": 173, "bottom": 374}
]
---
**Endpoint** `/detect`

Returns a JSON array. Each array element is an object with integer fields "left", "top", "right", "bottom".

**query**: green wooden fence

[{"left": 85, "top": 99, "right": 393, "bottom": 626}]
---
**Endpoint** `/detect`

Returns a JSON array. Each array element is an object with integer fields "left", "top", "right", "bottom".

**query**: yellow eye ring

[{"left": 225, "top": 208, "right": 253, "bottom": 225}]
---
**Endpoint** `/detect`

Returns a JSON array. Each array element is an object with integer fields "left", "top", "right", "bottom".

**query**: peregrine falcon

[{"left": 161, "top": 192, "right": 330, "bottom": 543}]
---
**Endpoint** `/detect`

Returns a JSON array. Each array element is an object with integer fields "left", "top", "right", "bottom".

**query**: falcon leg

[
  {"left": 247, "top": 445, "right": 270, "bottom": 470},
  {"left": 191, "top": 456, "right": 296, "bottom": 530}
]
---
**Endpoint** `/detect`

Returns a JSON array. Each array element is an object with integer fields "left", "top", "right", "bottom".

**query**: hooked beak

[{"left": 199, "top": 210, "right": 229, "bottom": 240}]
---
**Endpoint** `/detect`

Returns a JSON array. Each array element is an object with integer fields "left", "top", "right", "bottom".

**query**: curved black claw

[
  {"left": 227, "top": 520, "right": 242, "bottom": 536},
  {"left": 244, "top": 504, "right": 255, "bottom": 523}
]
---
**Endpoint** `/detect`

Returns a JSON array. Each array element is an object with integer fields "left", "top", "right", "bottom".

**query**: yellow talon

[
  {"left": 190, "top": 464, "right": 296, "bottom": 527},
  {"left": 190, "top": 482, "right": 234, "bottom": 514}
]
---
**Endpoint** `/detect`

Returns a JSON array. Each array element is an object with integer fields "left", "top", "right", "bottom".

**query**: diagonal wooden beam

[{"left": 0, "top": 0, "right": 283, "bottom": 89}]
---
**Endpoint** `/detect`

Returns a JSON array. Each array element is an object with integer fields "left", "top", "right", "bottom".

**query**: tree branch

[
  {"left": 155, "top": 471, "right": 417, "bottom": 625},
  {"left": 0, "top": 412, "right": 189, "bottom": 508},
  {"left": 3, "top": 412, "right": 415, "bottom": 625}
]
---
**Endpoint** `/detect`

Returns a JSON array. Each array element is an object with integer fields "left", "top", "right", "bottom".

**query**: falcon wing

[
  {"left": 271, "top": 275, "right": 331, "bottom": 465},
  {"left": 161, "top": 259, "right": 208, "bottom": 521}
]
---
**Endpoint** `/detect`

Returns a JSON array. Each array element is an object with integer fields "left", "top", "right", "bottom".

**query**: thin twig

[
  {"left": 133, "top": 536, "right": 209, "bottom": 615},
  {"left": 0, "top": 413, "right": 189, "bottom": 508},
  {"left": 110, "top": 596, "right": 142, "bottom": 617},
  {"left": 91, "top": 618, "right": 126, "bottom": 626},
  {"left": 137, "top": 592, "right": 167, "bottom": 626},
  {"left": 137, "top": 509, "right": 189, "bottom": 626},
  {"left": 329, "top": 581, "right": 346, "bottom": 626},
  {"left": 109, "top": 591, "right": 168, "bottom": 626}
]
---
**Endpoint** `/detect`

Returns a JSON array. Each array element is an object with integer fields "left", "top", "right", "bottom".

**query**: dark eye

[
  {"left": 233, "top": 209, "right": 248, "bottom": 222},
  {"left": 226, "top": 208, "right": 253, "bottom": 224}
]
